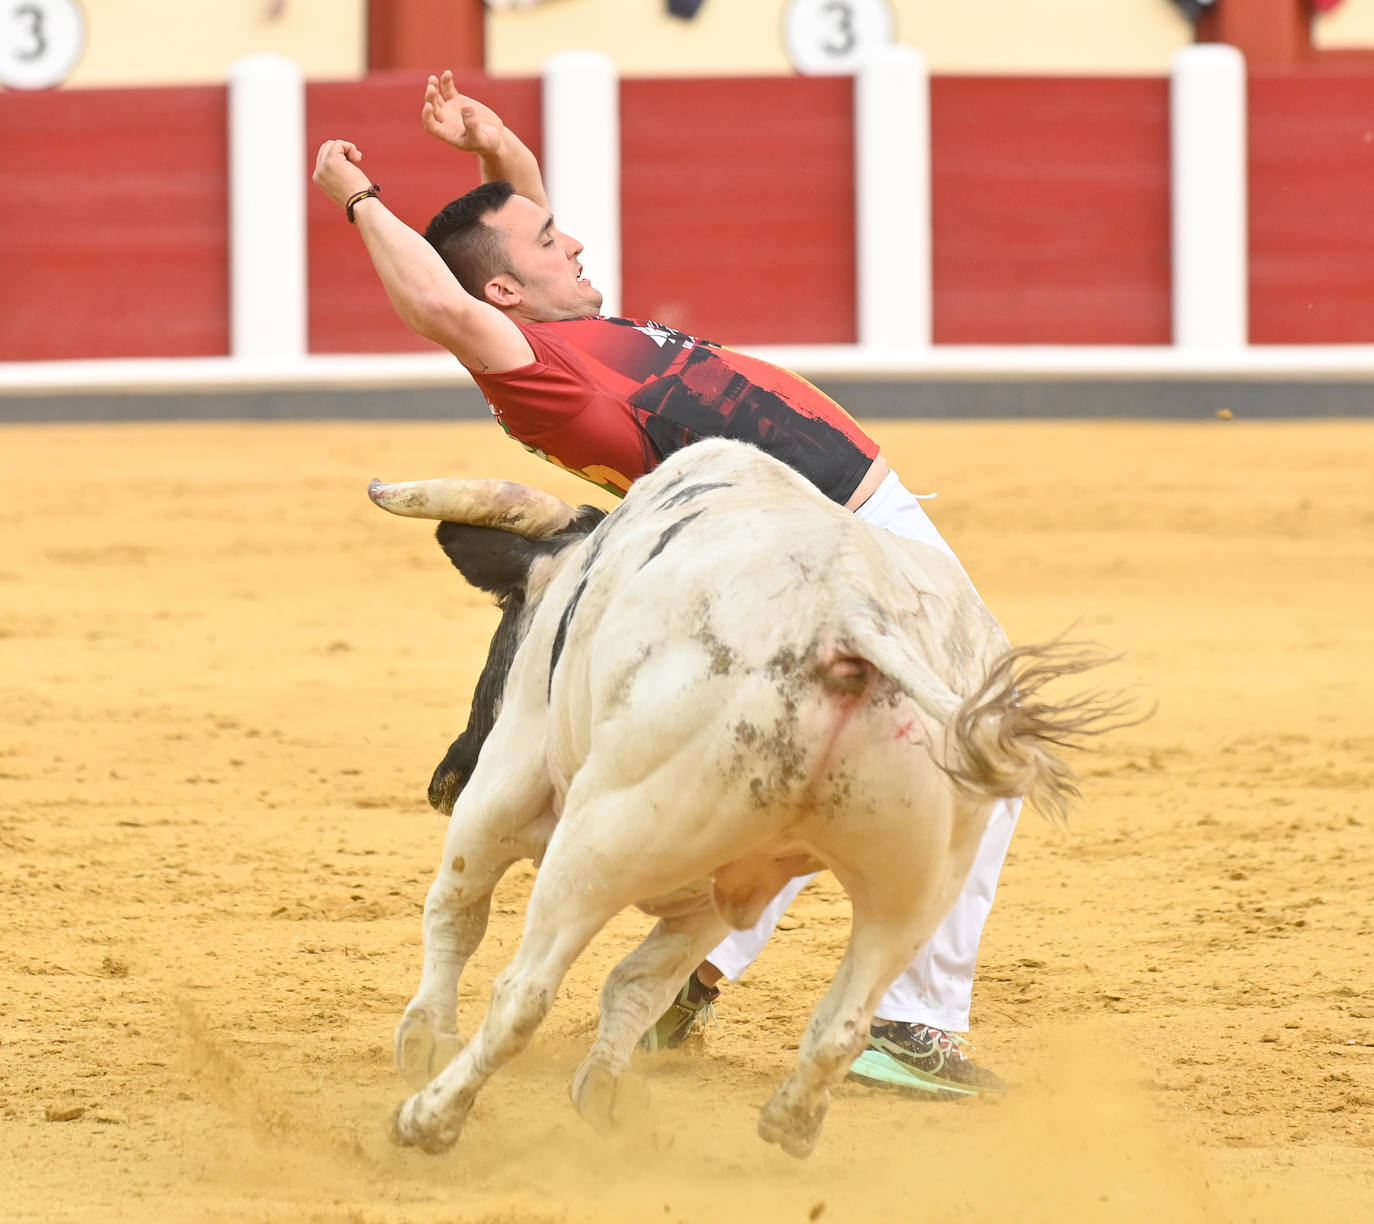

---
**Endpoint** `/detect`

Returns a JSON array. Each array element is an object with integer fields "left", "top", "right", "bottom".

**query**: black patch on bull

[
  {"left": 642, "top": 508, "right": 706, "bottom": 567},
  {"left": 548, "top": 571, "right": 590, "bottom": 697},
  {"left": 536, "top": 489, "right": 730, "bottom": 715},
  {"left": 545, "top": 510, "right": 626, "bottom": 696},
  {"left": 546, "top": 504, "right": 710, "bottom": 696},
  {"left": 657, "top": 481, "right": 732, "bottom": 512},
  {"left": 427, "top": 506, "right": 605, "bottom": 813}
]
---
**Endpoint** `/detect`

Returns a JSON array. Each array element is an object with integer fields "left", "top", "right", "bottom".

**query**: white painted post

[
  {"left": 228, "top": 54, "right": 307, "bottom": 362},
  {"left": 542, "top": 52, "right": 621, "bottom": 317},
  {"left": 855, "top": 45, "right": 931, "bottom": 350},
  {"left": 1170, "top": 44, "right": 1248, "bottom": 349}
]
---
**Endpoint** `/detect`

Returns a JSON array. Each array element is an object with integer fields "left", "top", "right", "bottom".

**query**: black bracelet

[{"left": 346, "top": 183, "right": 382, "bottom": 223}]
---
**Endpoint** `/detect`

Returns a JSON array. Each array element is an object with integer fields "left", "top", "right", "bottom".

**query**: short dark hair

[{"left": 424, "top": 180, "right": 520, "bottom": 302}]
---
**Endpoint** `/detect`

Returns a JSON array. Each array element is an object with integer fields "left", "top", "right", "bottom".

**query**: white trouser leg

[{"left": 706, "top": 874, "right": 815, "bottom": 980}]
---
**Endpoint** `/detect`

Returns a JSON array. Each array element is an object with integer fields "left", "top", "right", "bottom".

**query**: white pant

[{"left": 706, "top": 470, "right": 1022, "bottom": 1033}]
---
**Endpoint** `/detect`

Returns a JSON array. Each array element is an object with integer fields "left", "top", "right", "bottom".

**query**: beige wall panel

[
  {"left": 1313, "top": 0, "right": 1374, "bottom": 48},
  {"left": 488, "top": 0, "right": 1195, "bottom": 77},
  {"left": 487, "top": 0, "right": 792, "bottom": 76},
  {"left": 902, "top": 0, "right": 1193, "bottom": 74},
  {"left": 68, "top": 0, "right": 366, "bottom": 87}
]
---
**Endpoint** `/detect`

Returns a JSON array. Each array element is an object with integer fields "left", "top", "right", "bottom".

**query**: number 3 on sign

[
  {"left": 783, "top": 0, "right": 896, "bottom": 75},
  {"left": 1, "top": 0, "right": 86, "bottom": 90}
]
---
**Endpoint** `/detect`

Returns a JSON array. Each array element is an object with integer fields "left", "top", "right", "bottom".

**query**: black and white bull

[{"left": 367, "top": 439, "right": 1128, "bottom": 1158}]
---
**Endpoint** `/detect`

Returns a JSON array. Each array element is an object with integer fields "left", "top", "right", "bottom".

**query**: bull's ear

[{"left": 435, "top": 523, "right": 547, "bottom": 600}]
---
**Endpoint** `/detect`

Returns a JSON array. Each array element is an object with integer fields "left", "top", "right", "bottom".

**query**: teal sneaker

[
  {"left": 638, "top": 973, "right": 720, "bottom": 1052},
  {"left": 848, "top": 1022, "right": 1007, "bottom": 1098}
]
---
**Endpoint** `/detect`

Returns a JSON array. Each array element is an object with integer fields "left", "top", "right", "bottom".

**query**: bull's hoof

[
  {"left": 571, "top": 1062, "right": 651, "bottom": 1135},
  {"left": 395, "top": 1014, "right": 464, "bottom": 1090},
  {"left": 758, "top": 1093, "right": 825, "bottom": 1159},
  {"left": 390, "top": 1098, "right": 461, "bottom": 1156}
]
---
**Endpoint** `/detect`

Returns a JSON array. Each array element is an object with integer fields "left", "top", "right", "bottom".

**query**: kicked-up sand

[{"left": 1, "top": 416, "right": 1370, "bottom": 1222}]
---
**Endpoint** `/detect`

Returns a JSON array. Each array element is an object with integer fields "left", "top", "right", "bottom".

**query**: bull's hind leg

[
  {"left": 395, "top": 717, "right": 556, "bottom": 1089},
  {"left": 570, "top": 903, "right": 728, "bottom": 1134},
  {"left": 758, "top": 889, "right": 940, "bottom": 1159}
]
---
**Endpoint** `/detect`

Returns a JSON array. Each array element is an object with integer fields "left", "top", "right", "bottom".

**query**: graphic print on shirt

[
  {"left": 469, "top": 316, "right": 879, "bottom": 505},
  {"left": 595, "top": 317, "right": 877, "bottom": 503},
  {"left": 627, "top": 342, "right": 871, "bottom": 502},
  {"left": 628, "top": 319, "right": 696, "bottom": 351}
]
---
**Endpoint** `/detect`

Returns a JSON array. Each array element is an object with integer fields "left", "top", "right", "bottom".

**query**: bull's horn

[{"left": 367, "top": 477, "right": 577, "bottom": 538}]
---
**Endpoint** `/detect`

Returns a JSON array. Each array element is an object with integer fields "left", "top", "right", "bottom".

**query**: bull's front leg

[
  {"left": 393, "top": 840, "right": 621, "bottom": 1154},
  {"left": 395, "top": 780, "right": 556, "bottom": 1089},
  {"left": 394, "top": 860, "right": 503, "bottom": 1089}
]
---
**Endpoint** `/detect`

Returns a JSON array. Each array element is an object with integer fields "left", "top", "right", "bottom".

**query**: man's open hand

[{"left": 422, "top": 70, "right": 507, "bottom": 156}]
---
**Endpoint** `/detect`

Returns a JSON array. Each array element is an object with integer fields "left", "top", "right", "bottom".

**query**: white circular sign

[
  {"left": 0, "top": 0, "right": 86, "bottom": 90},
  {"left": 783, "top": 0, "right": 896, "bottom": 76}
]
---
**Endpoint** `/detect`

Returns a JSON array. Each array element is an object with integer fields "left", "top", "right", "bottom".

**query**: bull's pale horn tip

[{"left": 367, "top": 479, "right": 415, "bottom": 517}]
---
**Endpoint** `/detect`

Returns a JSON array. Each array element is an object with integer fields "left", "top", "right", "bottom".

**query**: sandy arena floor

[{"left": 1, "top": 418, "right": 1371, "bottom": 1223}]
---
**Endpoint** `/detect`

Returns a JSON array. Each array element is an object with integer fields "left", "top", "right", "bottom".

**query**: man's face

[{"left": 486, "top": 194, "right": 603, "bottom": 321}]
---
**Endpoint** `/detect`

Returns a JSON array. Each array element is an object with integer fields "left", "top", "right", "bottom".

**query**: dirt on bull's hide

[{"left": 1, "top": 419, "right": 1371, "bottom": 1223}]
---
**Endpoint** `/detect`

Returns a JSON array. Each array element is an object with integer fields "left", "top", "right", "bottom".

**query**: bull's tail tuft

[{"left": 944, "top": 641, "right": 1151, "bottom": 823}]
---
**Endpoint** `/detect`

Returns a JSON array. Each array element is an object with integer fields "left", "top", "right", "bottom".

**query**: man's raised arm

[
  {"left": 422, "top": 71, "right": 550, "bottom": 209},
  {"left": 311, "top": 138, "right": 534, "bottom": 374}
]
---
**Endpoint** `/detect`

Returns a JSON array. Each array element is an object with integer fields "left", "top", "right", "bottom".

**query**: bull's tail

[
  {"left": 941, "top": 641, "right": 1148, "bottom": 821},
  {"left": 837, "top": 604, "right": 1145, "bottom": 819}
]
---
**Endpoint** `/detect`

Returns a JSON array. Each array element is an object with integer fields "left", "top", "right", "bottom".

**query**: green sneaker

[
  {"left": 638, "top": 973, "right": 720, "bottom": 1052},
  {"left": 848, "top": 1022, "right": 1007, "bottom": 1098}
]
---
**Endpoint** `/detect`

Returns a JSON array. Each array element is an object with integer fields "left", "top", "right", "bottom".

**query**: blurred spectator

[{"left": 1170, "top": 0, "right": 1217, "bottom": 20}]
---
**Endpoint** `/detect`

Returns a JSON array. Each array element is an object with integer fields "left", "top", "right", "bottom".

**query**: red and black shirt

[{"left": 469, "top": 316, "right": 879, "bottom": 503}]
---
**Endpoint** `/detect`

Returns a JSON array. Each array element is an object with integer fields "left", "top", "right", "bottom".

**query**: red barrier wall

[
  {"left": 305, "top": 72, "right": 542, "bottom": 354},
  {"left": 5, "top": 67, "right": 1374, "bottom": 361},
  {"left": 619, "top": 77, "right": 857, "bottom": 345},
  {"left": 1248, "top": 71, "right": 1374, "bottom": 344},
  {"left": 1, "top": 86, "right": 229, "bottom": 361},
  {"left": 931, "top": 77, "right": 1173, "bottom": 345}
]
